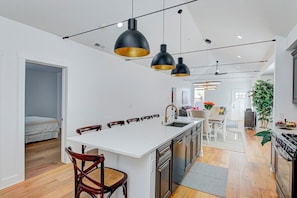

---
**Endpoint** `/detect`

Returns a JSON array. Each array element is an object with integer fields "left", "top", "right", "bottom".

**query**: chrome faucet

[{"left": 164, "top": 104, "right": 178, "bottom": 123}]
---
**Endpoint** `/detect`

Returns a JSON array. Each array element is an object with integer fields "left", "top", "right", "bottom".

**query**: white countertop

[
  {"left": 273, "top": 126, "right": 297, "bottom": 134},
  {"left": 67, "top": 117, "right": 203, "bottom": 159}
]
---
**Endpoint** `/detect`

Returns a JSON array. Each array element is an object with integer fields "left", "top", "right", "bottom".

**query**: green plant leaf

[
  {"left": 255, "top": 130, "right": 270, "bottom": 137},
  {"left": 261, "top": 134, "right": 271, "bottom": 146},
  {"left": 255, "top": 129, "right": 271, "bottom": 146}
]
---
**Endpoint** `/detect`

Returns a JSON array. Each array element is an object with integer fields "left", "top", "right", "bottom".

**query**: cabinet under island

[{"left": 67, "top": 117, "right": 203, "bottom": 198}]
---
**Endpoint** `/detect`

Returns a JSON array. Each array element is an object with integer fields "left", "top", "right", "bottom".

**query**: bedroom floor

[{"left": 25, "top": 133, "right": 62, "bottom": 179}]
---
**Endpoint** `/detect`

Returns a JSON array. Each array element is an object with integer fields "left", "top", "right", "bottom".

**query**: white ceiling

[{"left": 1, "top": 0, "right": 297, "bottom": 83}]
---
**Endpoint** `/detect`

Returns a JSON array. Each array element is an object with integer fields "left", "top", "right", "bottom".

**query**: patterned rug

[
  {"left": 203, "top": 129, "right": 245, "bottom": 153},
  {"left": 226, "top": 120, "right": 239, "bottom": 128},
  {"left": 180, "top": 162, "right": 228, "bottom": 197}
]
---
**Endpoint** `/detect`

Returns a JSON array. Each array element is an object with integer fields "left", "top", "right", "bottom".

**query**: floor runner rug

[{"left": 179, "top": 162, "right": 228, "bottom": 197}]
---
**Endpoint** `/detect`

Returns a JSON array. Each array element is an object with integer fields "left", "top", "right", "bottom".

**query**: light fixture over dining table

[{"left": 193, "top": 81, "right": 222, "bottom": 91}]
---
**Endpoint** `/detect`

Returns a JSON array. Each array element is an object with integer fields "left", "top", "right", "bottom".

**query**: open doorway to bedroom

[{"left": 25, "top": 61, "right": 64, "bottom": 179}]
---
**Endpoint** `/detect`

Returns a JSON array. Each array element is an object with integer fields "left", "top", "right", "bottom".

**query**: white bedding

[{"left": 25, "top": 116, "right": 60, "bottom": 143}]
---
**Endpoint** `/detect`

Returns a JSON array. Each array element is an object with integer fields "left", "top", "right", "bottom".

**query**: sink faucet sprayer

[{"left": 164, "top": 104, "right": 178, "bottom": 123}]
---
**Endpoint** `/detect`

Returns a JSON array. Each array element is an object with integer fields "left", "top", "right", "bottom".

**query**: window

[{"left": 194, "top": 89, "right": 204, "bottom": 109}]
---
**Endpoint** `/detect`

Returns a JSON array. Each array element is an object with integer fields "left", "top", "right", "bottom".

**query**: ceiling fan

[{"left": 214, "top": 60, "right": 227, "bottom": 75}]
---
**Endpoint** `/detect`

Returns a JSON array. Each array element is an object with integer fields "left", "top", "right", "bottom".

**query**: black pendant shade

[
  {"left": 114, "top": 18, "right": 150, "bottom": 57},
  {"left": 171, "top": 57, "right": 190, "bottom": 76},
  {"left": 151, "top": 44, "right": 175, "bottom": 70}
]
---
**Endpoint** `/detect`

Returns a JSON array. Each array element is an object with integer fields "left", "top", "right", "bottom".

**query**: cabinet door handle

[
  {"left": 176, "top": 139, "right": 183, "bottom": 144},
  {"left": 158, "top": 159, "right": 170, "bottom": 171},
  {"left": 159, "top": 146, "right": 171, "bottom": 156}
]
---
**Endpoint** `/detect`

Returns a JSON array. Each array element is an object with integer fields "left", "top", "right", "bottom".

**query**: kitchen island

[{"left": 67, "top": 117, "right": 203, "bottom": 198}]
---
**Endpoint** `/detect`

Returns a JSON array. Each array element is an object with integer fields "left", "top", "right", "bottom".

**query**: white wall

[
  {"left": 0, "top": 16, "right": 191, "bottom": 189},
  {"left": 273, "top": 34, "right": 297, "bottom": 122},
  {"left": 25, "top": 68, "right": 60, "bottom": 118},
  {"left": 287, "top": 24, "right": 297, "bottom": 50},
  {"left": 204, "top": 79, "right": 251, "bottom": 119}
]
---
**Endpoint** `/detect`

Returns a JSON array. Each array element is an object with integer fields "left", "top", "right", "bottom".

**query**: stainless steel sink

[{"left": 165, "top": 122, "right": 190, "bottom": 127}]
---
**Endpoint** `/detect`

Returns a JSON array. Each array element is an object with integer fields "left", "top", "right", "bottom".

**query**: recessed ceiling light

[
  {"left": 236, "top": 35, "right": 243, "bottom": 39},
  {"left": 237, "top": 55, "right": 241, "bottom": 58},
  {"left": 94, "top": 43, "right": 105, "bottom": 49},
  {"left": 117, "top": 22, "right": 123, "bottom": 28},
  {"left": 204, "top": 38, "right": 212, "bottom": 44}
]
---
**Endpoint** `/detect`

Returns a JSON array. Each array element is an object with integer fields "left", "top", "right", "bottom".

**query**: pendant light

[
  {"left": 171, "top": 9, "right": 190, "bottom": 77},
  {"left": 151, "top": 0, "right": 175, "bottom": 70},
  {"left": 114, "top": 0, "right": 150, "bottom": 57}
]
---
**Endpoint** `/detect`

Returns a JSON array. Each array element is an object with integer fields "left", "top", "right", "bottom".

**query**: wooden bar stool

[
  {"left": 140, "top": 115, "right": 152, "bottom": 121},
  {"left": 126, "top": 117, "right": 140, "bottom": 124},
  {"left": 107, "top": 120, "right": 125, "bottom": 128},
  {"left": 151, "top": 114, "right": 160, "bottom": 118},
  {"left": 65, "top": 147, "right": 128, "bottom": 198},
  {"left": 76, "top": 125, "right": 102, "bottom": 154}
]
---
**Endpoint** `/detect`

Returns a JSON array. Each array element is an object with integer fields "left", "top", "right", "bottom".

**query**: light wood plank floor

[
  {"left": 0, "top": 129, "right": 277, "bottom": 198},
  {"left": 25, "top": 134, "right": 62, "bottom": 179}
]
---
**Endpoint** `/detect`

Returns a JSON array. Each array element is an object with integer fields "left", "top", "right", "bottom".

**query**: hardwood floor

[
  {"left": 0, "top": 129, "right": 277, "bottom": 197},
  {"left": 25, "top": 135, "right": 62, "bottom": 179},
  {"left": 170, "top": 129, "right": 277, "bottom": 198}
]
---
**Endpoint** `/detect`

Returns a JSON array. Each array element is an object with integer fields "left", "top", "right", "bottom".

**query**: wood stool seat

[
  {"left": 83, "top": 167, "right": 126, "bottom": 189},
  {"left": 65, "top": 147, "right": 128, "bottom": 198}
]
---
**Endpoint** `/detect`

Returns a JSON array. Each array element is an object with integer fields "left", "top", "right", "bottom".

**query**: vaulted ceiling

[{"left": 1, "top": 0, "right": 297, "bottom": 83}]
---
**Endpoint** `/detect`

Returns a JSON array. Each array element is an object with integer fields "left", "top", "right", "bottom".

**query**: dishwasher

[{"left": 172, "top": 133, "right": 186, "bottom": 192}]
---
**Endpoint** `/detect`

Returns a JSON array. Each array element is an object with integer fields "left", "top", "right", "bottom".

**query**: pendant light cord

[
  {"left": 63, "top": 0, "right": 198, "bottom": 39},
  {"left": 162, "top": 0, "right": 165, "bottom": 43},
  {"left": 126, "top": 39, "right": 276, "bottom": 60},
  {"left": 132, "top": 0, "right": 134, "bottom": 18},
  {"left": 178, "top": 9, "right": 182, "bottom": 57}
]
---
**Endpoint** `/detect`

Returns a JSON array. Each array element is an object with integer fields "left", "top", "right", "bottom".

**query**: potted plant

[
  {"left": 250, "top": 79, "right": 274, "bottom": 128},
  {"left": 250, "top": 79, "right": 274, "bottom": 145}
]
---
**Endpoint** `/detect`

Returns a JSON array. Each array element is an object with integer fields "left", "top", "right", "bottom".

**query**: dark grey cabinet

[
  {"left": 156, "top": 141, "right": 172, "bottom": 198},
  {"left": 191, "top": 129, "right": 197, "bottom": 163},
  {"left": 172, "top": 133, "right": 185, "bottom": 192},
  {"left": 191, "top": 122, "right": 202, "bottom": 161},
  {"left": 184, "top": 129, "right": 192, "bottom": 172},
  {"left": 160, "top": 122, "right": 203, "bottom": 195},
  {"left": 292, "top": 49, "right": 297, "bottom": 104},
  {"left": 244, "top": 110, "right": 256, "bottom": 129}
]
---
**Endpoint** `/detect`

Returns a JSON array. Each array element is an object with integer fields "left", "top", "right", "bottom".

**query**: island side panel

[{"left": 101, "top": 150, "right": 156, "bottom": 198}]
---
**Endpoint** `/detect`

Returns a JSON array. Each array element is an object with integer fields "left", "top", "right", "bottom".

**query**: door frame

[{"left": 23, "top": 57, "right": 68, "bottom": 166}]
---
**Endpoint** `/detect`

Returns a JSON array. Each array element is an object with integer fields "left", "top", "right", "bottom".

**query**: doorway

[
  {"left": 230, "top": 89, "right": 249, "bottom": 120},
  {"left": 25, "top": 61, "right": 64, "bottom": 179}
]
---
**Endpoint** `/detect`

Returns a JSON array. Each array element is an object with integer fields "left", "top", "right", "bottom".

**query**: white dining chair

[
  {"left": 191, "top": 110, "right": 212, "bottom": 143},
  {"left": 209, "top": 106, "right": 227, "bottom": 141},
  {"left": 213, "top": 118, "right": 227, "bottom": 141},
  {"left": 186, "top": 109, "right": 192, "bottom": 117}
]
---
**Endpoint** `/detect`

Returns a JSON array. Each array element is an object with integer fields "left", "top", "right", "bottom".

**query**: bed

[{"left": 25, "top": 116, "right": 60, "bottom": 144}]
